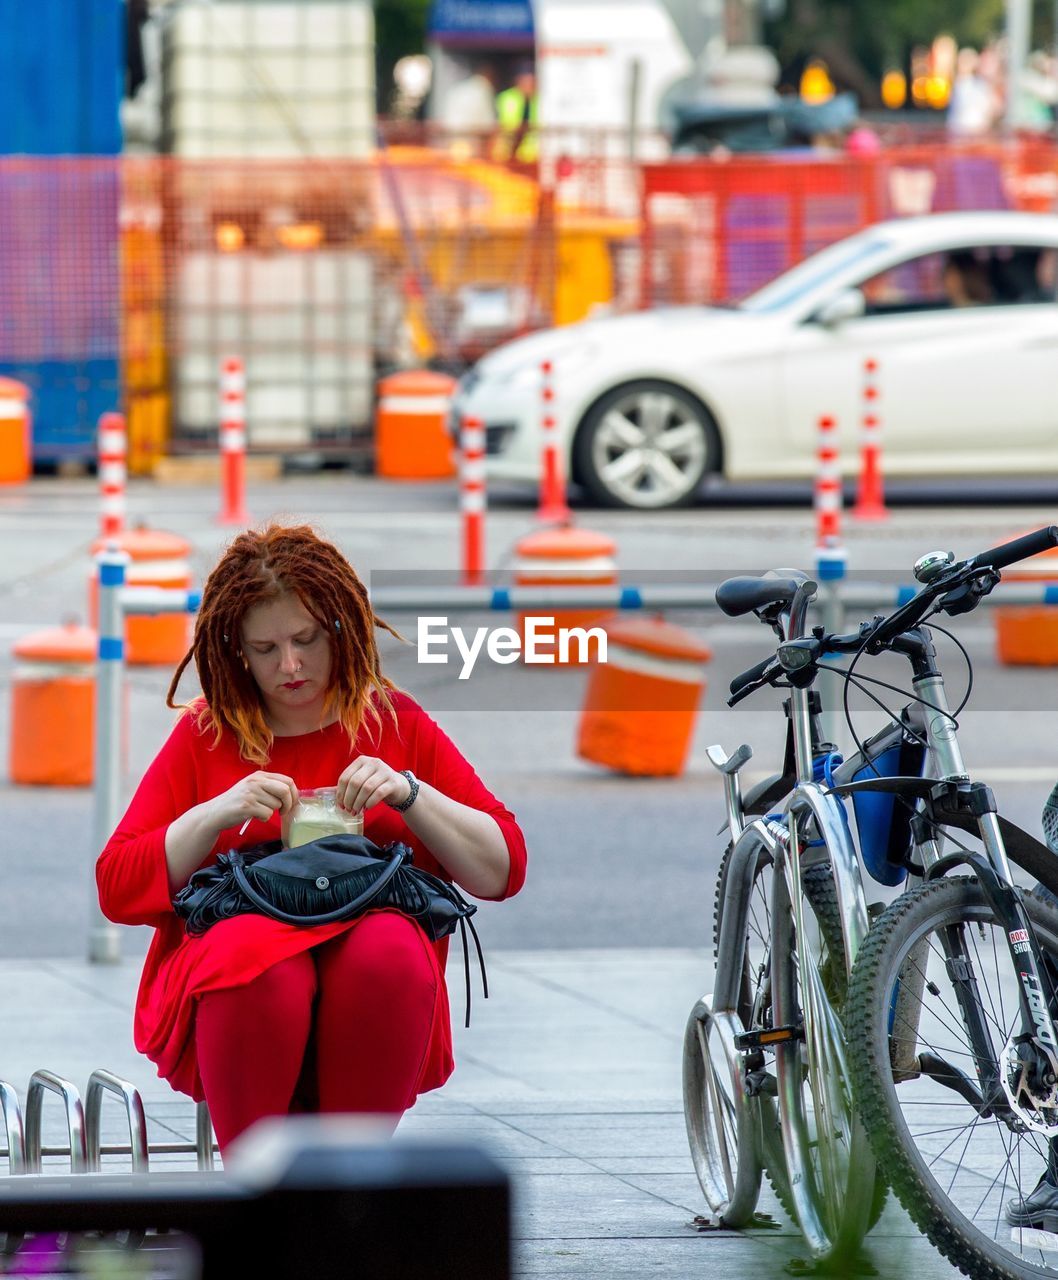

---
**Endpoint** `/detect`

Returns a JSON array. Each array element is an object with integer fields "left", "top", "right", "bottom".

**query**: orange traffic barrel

[
  {"left": 514, "top": 526, "right": 617, "bottom": 666},
  {"left": 0, "top": 377, "right": 31, "bottom": 485},
  {"left": 995, "top": 537, "right": 1058, "bottom": 665},
  {"left": 90, "top": 527, "right": 193, "bottom": 666},
  {"left": 375, "top": 370, "right": 457, "bottom": 480},
  {"left": 9, "top": 622, "right": 96, "bottom": 785},
  {"left": 576, "top": 615, "right": 711, "bottom": 776}
]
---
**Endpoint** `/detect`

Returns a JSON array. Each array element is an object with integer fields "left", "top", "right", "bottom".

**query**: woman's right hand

[{"left": 207, "top": 772, "right": 299, "bottom": 832}]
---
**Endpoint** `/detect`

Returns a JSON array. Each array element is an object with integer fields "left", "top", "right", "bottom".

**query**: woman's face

[{"left": 239, "top": 593, "right": 333, "bottom": 727}]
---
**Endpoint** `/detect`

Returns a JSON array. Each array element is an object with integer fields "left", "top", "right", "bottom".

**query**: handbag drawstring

[{"left": 458, "top": 913, "right": 488, "bottom": 1028}]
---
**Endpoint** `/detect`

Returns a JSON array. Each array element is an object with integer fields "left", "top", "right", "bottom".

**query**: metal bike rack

[
  {"left": 0, "top": 1082, "right": 26, "bottom": 1174},
  {"left": 196, "top": 1100, "right": 215, "bottom": 1171},
  {"left": 3, "top": 1073, "right": 218, "bottom": 1174},
  {"left": 85, "top": 1070, "right": 148, "bottom": 1173},
  {"left": 25, "top": 1070, "right": 87, "bottom": 1173}
]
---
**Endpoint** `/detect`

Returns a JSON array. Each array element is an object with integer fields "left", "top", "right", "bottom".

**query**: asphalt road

[{"left": 2, "top": 472, "right": 1056, "bottom": 961}]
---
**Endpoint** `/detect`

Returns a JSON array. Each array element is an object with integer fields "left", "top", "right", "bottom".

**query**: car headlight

[{"left": 503, "top": 342, "right": 597, "bottom": 388}]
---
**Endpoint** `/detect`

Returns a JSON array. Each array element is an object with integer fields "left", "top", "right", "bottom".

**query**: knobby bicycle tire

[{"left": 846, "top": 876, "right": 1058, "bottom": 1280}]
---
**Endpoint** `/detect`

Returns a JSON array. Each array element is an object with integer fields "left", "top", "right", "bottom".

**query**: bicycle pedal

[{"left": 736, "top": 1024, "right": 804, "bottom": 1051}]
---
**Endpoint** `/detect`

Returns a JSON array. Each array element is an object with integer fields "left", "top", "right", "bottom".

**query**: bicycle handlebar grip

[
  {"left": 968, "top": 525, "right": 1058, "bottom": 573},
  {"left": 729, "top": 655, "right": 774, "bottom": 697}
]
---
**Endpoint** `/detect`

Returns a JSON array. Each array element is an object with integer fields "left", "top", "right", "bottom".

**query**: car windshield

[{"left": 739, "top": 235, "right": 894, "bottom": 312}]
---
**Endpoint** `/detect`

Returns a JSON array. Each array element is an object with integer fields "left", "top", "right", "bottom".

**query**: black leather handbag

[{"left": 173, "top": 834, "right": 486, "bottom": 1024}]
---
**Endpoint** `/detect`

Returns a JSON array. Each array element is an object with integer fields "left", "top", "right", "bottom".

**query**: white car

[{"left": 451, "top": 211, "right": 1058, "bottom": 509}]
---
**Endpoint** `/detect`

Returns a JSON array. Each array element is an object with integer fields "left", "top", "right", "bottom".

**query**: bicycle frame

[{"left": 711, "top": 580, "right": 870, "bottom": 1017}]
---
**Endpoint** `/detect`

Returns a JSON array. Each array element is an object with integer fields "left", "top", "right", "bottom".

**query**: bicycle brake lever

[{"left": 939, "top": 567, "right": 1001, "bottom": 617}]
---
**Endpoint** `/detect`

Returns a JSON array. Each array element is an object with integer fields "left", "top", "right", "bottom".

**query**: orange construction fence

[
  {"left": 639, "top": 140, "right": 1058, "bottom": 308},
  {"left": 0, "top": 136, "right": 1056, "bottom": 471}
]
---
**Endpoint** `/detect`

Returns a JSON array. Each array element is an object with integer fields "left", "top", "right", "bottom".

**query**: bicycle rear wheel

[{"left": 847, "top": 876, "right": 1058, "bottom": 1279}]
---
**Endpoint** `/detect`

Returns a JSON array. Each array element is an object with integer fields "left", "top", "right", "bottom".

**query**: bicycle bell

[{"left": 912, "top": 550, "right": 955, "bottom": 583}]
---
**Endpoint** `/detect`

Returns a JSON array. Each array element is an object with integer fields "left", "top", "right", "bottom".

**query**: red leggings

[{"left": 195, "top": 913, "right": 438, "bottom": 1153}]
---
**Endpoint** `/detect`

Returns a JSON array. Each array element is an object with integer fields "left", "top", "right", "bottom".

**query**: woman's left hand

[{"left": 336, "top": 756, "right": 411, "bottom": 815}]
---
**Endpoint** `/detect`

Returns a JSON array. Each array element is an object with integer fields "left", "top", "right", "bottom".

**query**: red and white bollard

[
  {"left": 460, "top": 415, "right": 486, "bottom": 586},
  {"left": 853, "top": 358, "right": 887, "bottom": 521},
  {"left": 97, "top": 412, "right": 127, "bottom": 539},
  {"left": 538, "top": 360, "right": 571, "bottom": 525},
  {"left": 814, "top": 414, "right": 846, "bottom": 582},
  {"left": 219, "top": 357, "right": 251, "bottom": 526}
]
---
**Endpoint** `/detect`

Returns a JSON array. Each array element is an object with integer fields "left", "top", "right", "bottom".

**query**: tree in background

[
  {"left": 765, "top": 0, "right": 1055, "bottom": 108},
  {"left": 375, "top": 0, "right": 431, "bottom": 114}
]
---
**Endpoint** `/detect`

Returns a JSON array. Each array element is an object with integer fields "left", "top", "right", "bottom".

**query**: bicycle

[
  {"left": 683, "top": 567, "right": 882, "bottom": 1267},
  {"left": 684, "top": 525, "right": 1058, "bottom": 1278}
]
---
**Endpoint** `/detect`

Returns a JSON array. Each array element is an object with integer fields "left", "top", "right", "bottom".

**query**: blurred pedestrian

[
  {"left": 97, "top": 525, "right": 527, "bottom": 1154},
  {"left": 440, "top": 60, "right": 498, "bottom": 151},
  {"left": 947, "top": 48, "right": 999, "bottom": 137},
  {"left": 1012, "top": 50, "right": 1058, "bottom": 132},
  {"left": 495, "top": 63, "right": 538, "bottom": 163}
]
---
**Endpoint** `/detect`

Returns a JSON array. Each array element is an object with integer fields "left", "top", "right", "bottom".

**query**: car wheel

[{"left": 573, "top": 380, "right": 719, "bottom": 510}]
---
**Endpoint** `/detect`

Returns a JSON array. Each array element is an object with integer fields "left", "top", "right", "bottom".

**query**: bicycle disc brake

[{"left": 1000, "top": 1035, "right": 1058, "bottom": 1135}]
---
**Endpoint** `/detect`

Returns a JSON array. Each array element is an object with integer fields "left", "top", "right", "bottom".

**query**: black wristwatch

[{"left": 388, "top": 769, "right": 420, "bottom": 813}]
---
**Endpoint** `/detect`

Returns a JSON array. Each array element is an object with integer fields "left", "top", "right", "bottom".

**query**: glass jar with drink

[{"left": 282, "top": 786, "right": 364, "bottom": 848}]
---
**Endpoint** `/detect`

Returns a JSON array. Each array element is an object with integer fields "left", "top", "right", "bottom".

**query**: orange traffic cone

[
  {"left": 90, "top": 527, "right": 194, "bottom": 666},
  {"left": 577, "top": 616, "right": 711, "bottom": 776},
  {"left": 9, "top": 622, "right": 97, "bottom": 785},
  {"left": 514, "top": 526, "right": 617, "bottom": 666}
]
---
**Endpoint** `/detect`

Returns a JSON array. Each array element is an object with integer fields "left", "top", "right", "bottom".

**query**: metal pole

[
  {"left": 818, "top": 578, "right": 846, "bottom": 750},
  {"left": 1006, "top": 0, "right": 1031, "bottom": 133},
  {"left": 90, "top": 544, "right": 130, "bottom": 964}
]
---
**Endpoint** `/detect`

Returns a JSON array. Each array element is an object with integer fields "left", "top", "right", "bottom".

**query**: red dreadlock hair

[{"left": 167, "top": 524, "right": 404, "bottom": 764}]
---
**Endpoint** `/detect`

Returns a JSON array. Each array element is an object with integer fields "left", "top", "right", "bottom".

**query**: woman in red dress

[{"left": 96, "top": 525, "right": 527, "bottom": 1154}]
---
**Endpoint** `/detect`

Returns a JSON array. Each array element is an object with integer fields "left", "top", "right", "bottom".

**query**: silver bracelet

[{"left": 388, "top": 769, "right": 420, "bottom": 813}]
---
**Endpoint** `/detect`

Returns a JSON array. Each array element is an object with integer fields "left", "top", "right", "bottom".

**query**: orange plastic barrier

[
  {"left": 0, "top": 377, "right": 31, "bottom": 485},
  {"left": 514, "top": 526, "right": 617, "bottom": 666},
  {"left": 375, "top": 370, "right": 457, "bottom": 479},
  {"left": 995, "top": 540, "right": 1058, "bottom": 665},
  {"left": 90, "top": 528, "right": 193, "bottom": 666},
  {"left": 576, "top": 616, "right": 711, "bottom": 777},
  {"left": 9, "top": 623, "right": 96, "bottom": 785}
]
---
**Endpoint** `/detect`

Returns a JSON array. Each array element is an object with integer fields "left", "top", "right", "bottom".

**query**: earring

[
  {"left": 223, "top": 633, "right": 230, "bottom": 643},
  {"left": 334, "top": 619, "right": 342, "bottom": 632}
]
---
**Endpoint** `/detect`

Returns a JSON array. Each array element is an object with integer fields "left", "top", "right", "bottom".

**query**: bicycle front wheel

[
  {"left": 847, "top": 876, "right": 1058, "bottom": 1280},
  {"left": 770, "top": 850, "right": 879, "bottom": 1263}
]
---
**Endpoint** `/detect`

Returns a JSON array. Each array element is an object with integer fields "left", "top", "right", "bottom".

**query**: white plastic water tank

[
  {"left": 173, "top": 250, "right": 374, "bottom": 449},
  {"left": 162, "top": 1, "right": 375, "bottom": 158},
  {"left": 162, "top": 2, "right": 376, "bottom": 454}
]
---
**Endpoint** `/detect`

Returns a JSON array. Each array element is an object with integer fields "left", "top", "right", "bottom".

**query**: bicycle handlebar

[
  {"left": 729, "top": 654, "right": 779, "bottom": 700},
  {"left": 725, "top": 525, "right": 1058, "bottom": 705},
  {"left": 965, "top": 525, "right": 1058, "bottom": 573},
  {"left": 867, "top": 524, "right": 1058, "bottom": 650}
]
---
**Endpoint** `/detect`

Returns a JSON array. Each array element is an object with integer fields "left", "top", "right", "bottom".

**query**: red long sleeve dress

[{"left": 96, "top": 691, "right": 527, "bottom": 1103}]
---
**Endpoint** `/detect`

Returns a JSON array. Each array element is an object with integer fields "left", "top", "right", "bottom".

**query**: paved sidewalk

[{"left": 0, "top": 946, "right": 961, "bottom": 1278}]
